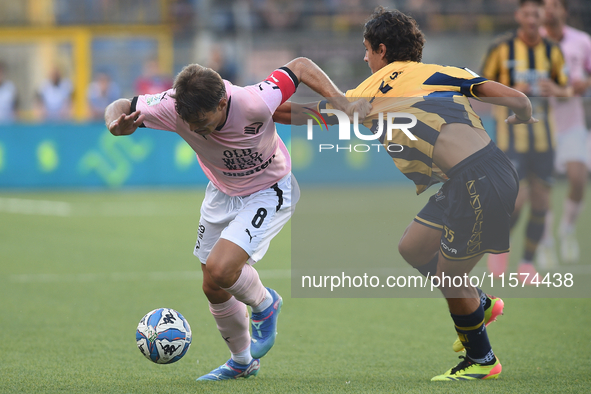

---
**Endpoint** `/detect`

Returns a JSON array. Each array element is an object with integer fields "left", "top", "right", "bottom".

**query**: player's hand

[
  {"left": 108, "top": 110, "right": 145, "bottom": 136},
  {"left": 572, "top": 79, "right": 591, "bottom": 96},
  {"left": 572, "top": 79, "right": 587, "bottom": 96},
  {"left": 505, "top": 114, "right": 538, "bottom": 124},
  {"left": 538, "top": 79, "right": 559, "bottom": 97},
  {"left": 344, "top": 99, "right": 372, "bottom": 123}
]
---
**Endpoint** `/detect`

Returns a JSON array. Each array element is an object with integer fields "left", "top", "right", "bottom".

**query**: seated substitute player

[
  {"left": 482, "top": 0, "right": 570, "bottom": 280},
  {"left": 105, "top": 59, "right": 362, "bottom": 380},
  {"left": 274, "top": 8, "right": 537, "bottom": 381}
]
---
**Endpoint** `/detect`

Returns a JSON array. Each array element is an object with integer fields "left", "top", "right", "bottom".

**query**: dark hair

[
  {"left": 171, "top": 64, "right": 226, "bottom": 123},
  {"left": 519, "top": 0, "right": 544, "bottom": 6},
  {"left": 363, "top": 7, "right": 425, "bottom": 63}
]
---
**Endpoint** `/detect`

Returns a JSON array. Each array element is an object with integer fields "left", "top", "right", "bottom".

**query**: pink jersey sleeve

[
  {"left": 131, "top": 89, "right": 178, "bottom": 131},
  {"left": 250, "top": 67, "right": 299, "bottom": 115}
]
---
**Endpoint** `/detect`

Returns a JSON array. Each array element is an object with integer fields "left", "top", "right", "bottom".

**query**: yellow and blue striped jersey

[
  {"left": 482, "top": 32, "right": 567, "bottom": 89},
  {"left": 481, "top": 32, "right": 568, "bottom": 153},
  {"left": 318, "top": 61, "right": 489, "bottom": 194}
]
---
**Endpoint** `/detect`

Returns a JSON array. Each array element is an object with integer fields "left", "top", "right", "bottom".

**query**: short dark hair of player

[
  {"left": 519, "top": 0, "right": 543, "bottom": 6},
  {"left": 171, "top": 64, "right": 226, "bottom": 123},
  {"left": 363, "top": 7, "right": 425, "bottom": 63}
]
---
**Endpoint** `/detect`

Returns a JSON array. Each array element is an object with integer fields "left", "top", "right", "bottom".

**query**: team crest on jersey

[
  {"left": 145, "top": 92, "right": 168, "bottom": 106},
  {"left": 435, "top": 189, "right": 446, "bottom": 202},
  {"left": 244, "top": 122, "right": 263, "bottom": 135}
]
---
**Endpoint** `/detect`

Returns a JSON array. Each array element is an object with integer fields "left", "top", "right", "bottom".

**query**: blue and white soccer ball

[{"left": 136, "top": 308, "right": 192, "bottom": 364}]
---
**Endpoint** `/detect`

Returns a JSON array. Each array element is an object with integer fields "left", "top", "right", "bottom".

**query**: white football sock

[
  {"left": 560, "top": 199, "right": 583, "bottom": 235},
  {"left": 251, "top": 288, "right": 273, "bottom": 313},
  {"left": 540, "top": 210, "right": 554, "bottom": 245},
  {"left": 232, "top": 347, "right": 253, "bottom": 365}
]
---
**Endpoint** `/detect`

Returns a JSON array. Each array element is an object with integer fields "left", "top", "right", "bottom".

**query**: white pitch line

[
  {"left": 9, "top": 269, "right": 292, "bottom": 284},
  {"left": 0, "top": 197, "right": 72, "bottom": 216},
  {"left": 0, "top": 198, "right": 189, "bottom": 217},
  {"left": 76, "top": 202, "right": 187, "bottom": 217}
]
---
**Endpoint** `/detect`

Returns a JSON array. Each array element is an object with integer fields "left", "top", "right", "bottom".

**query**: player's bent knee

[
  {"left": 205, "top": 264, "right": 232, "bottom": 288},
  {"left": 201, "top": 279, "right": 232, "bottom": 304},
  {"left": 398, "top": 235, "right": 434, "bottom": 267},
  {"left": 398, "top": 237, "right": 414, "bottom": 264},
  {"left": 205, "top": 258, "right": 243, "bottom": 288}
]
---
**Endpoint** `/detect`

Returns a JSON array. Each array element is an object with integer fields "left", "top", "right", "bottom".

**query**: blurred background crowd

[{"left": 0, "top": 0, "right": 590, "bottom": 123}]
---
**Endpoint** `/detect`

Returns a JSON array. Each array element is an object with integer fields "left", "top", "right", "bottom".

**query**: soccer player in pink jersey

[
  {"left": 105, "top": 58, "right": 369, "bottom": 380},
  {"left": 539, "top": 0, "right": 591, "bottom": 266}
]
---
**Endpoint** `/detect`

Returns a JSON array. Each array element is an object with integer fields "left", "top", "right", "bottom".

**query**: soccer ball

[{"left": 136, "top": 308, "right": 192, "bottom": 364}]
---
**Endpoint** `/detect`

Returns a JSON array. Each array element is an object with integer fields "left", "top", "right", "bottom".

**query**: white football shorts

[
  {"left": 555, "top": 127, "right": 589, "bottom": 173},
  {"left": 194, "top": 172, "right": 299, "bottom": 265}
]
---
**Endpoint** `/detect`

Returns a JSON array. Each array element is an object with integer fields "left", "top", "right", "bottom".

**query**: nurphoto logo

[{"left": 305, "top": 108, "right": 418, "bottom": 153}]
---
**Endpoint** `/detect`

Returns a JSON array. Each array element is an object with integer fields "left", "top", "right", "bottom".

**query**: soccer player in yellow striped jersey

[
  {"left": 317, "top": 63, "right": 490, "bottom": 195},
  {"left": 481, "top": 0, "right": 571, "bottom": 283},
  {"left": 274, "top": 7, "right": 539, "bottom": 382}
]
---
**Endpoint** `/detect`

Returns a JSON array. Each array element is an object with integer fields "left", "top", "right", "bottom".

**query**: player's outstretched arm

[
  {"left": 272, "top": 102, "right": 292, "bottom": 124},
  {"left": 105, "top": 98, "right": 145, "bottom": 136},
  {"left": 473, "top": 81, "right": 537, "bottom": 124},
  {"left": 283, "top": 57, "right": 371, "bottom": 122},
  {"left": 273, "top": 101, "right": 324, "bottom": 125}
]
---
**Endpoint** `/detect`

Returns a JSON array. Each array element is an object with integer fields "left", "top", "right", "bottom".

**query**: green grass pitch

[{"left": 1, "top": 182, "right": 590, "bottom": 393}]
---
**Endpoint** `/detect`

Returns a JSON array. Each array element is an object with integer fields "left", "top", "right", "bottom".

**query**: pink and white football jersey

[
  {"left": 541, "top": 25, "right": 591, "bottom": 133},
  {"left": 132, "top": 68, "right": 298, "bottom": 196}
]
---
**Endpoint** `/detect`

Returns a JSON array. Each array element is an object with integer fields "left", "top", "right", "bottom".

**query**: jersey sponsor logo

[
  {"left": 222, "top": 149, "right": 265, "bottom": 170},
  {"left": 441, "top": 240, "right": 458, "bottom": 254},
  {"left": 222, "top": 155, "right": 275, "bottom": 177},
  {"left": 145, "top": 92, "right": 168, "bottom": 106},
  {"left": 244, "top": 122, "right": 263, "bottom": 135},
  {"left": 504, "top": 59, "right": 523, "bottom": 68},
  {"left": 435, "top": 189, "right": 446, "bottom": 202},
  {"left": 514, "top": 69, "right": 549, "bottom": 86}
]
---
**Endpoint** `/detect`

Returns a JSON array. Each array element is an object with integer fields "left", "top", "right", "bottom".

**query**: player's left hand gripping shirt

[{"left": 132, "top": 67, "right": 298, "bottom": 196}]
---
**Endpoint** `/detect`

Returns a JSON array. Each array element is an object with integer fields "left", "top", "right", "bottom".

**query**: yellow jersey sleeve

[{"left": 421, "top": 67, "right": 489, "bottom": 98}]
